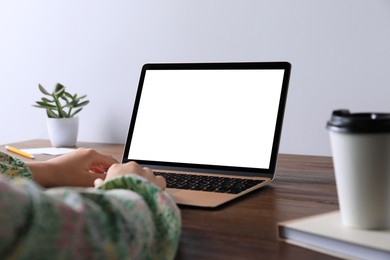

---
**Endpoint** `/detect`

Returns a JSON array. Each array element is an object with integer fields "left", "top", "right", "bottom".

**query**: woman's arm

[
  {"left": 28, "top": 148, "right": 119, "bottom": 187},
  {"left": 1, "top": 148, "right": 118, "bottom": 187},
  {"left": 0, "top": 161, "right": 181, "bottom": 259}
]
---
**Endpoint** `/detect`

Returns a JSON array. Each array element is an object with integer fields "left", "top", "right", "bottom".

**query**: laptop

[{"left": 122, "top": 62, "right": 291, "bottom": 207}]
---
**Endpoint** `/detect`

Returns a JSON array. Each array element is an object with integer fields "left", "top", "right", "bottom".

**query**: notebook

[{"left": 122, "top": 62, "right": 291, "bottom": 207}]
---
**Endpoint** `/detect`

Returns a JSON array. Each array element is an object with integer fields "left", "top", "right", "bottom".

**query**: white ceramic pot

[{"left": 47, "top": 117, "right": 79, "bottom": 147}]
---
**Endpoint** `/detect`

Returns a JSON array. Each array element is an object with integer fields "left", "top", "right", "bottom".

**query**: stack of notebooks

[{"left": 278, "top": 211, "right": 390, "bottom": 260}]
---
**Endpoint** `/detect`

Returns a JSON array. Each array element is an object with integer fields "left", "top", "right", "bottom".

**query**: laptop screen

[{"left": 123, "top": 62, "right": 290, "bottom": 176}]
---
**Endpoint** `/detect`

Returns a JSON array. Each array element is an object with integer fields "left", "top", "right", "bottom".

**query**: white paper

[{"left": 21, "top": 147, "right": 76, "bottom": 156}]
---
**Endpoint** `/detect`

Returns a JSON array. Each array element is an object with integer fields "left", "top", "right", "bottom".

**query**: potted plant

[{"left": 33, "top": 83, "right": 89, "bottom": 147}]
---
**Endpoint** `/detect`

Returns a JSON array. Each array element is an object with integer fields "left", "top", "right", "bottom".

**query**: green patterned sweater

[{"left": 0, "top": 152, "right": 181, "bottom": 259}]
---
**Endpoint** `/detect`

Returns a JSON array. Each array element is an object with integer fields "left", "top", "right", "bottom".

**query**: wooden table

[{"left": 1, "top": 140, "right": 340, "bottom": 259}]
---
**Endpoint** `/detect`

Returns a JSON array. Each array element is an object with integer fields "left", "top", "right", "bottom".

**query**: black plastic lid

[{"left": 327, "top": 109, "right": 390, "bottom": 133}]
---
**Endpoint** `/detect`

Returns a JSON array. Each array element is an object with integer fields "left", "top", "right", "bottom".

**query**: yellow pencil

[{"left": 5, "top": 145, "right": 35, "bottom": 159}]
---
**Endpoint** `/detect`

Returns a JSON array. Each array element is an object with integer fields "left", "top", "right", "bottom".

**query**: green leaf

[
  {"left": 55, "top": 83, "right": 65, "bottom": 92},
  {"left": 38, "top": 84, "right": 51, "bottom": 96},
  {"left": 60, "top": 95, "right": 70, "bottom": 103},
  {"left": 70, "top": 108, "right": 82, "bottom": 117},
  {"left": 64, "top": 92, "right": 73, "bottom": 99},
  {"left": 72, "top": 95, "right": 87, "bottom": 104},
  {"left": 54, "top": 86, "right": 65, "bottom": 97},
  {"left": 41, "top": 97, "right": 54, "bottom": 103},
  {"left": 46, "top": 109, "right": 58, "bottom": 118},
  {"left": 36, "top": 101, "right": 56, "bottom": 108},
  {"left": 74, "top": 100, "right": 90, "bottom": 108},
  {"left": 33, "top": 104, "right": 46, "bottom": 109}
]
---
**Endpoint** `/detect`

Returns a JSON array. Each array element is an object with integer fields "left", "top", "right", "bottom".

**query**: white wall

[{"left": 1, "top": 0, "right": 390, "bottom": 156}]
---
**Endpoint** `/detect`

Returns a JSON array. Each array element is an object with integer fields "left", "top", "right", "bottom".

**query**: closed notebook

[{"left": 278, "top": 211, "right": 390, "bottom": 260}]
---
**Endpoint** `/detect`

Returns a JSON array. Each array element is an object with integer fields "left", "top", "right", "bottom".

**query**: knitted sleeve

[
  {"left": 0, "top": 151, "right": 32, "bottom": 179},
  {"left": 0, "top": 152, "right": 181, "bottom": 260}
]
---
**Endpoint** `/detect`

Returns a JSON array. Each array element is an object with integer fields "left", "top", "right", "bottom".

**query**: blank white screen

[{"left": 128, "top": 69, "right": 284, "bottom": 169}]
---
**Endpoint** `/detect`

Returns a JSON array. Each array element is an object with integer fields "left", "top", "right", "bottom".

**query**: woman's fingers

[{"left": 105, "top": 163, "right": 166, "bottom": 190}]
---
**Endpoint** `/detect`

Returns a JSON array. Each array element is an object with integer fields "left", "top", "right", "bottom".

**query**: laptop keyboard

[{"left": 154, "top": 171, "right": 264, "bottom": 194}]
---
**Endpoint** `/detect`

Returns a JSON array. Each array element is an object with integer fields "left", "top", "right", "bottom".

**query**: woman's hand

[
  {"left": 28, "top": 148, "right": 118, "bottom": 187},
  {"left": 94, "top": 161, "right": 166, "bottom": 190}
]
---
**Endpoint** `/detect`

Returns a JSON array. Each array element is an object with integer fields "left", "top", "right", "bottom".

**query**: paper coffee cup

[{"left": 327, "top": 109, "right": 390, "bottom": 229}]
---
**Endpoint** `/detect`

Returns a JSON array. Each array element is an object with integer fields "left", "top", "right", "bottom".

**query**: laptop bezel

[{"left": 122, "top": 62, "right": 291, "bottom": 179}]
